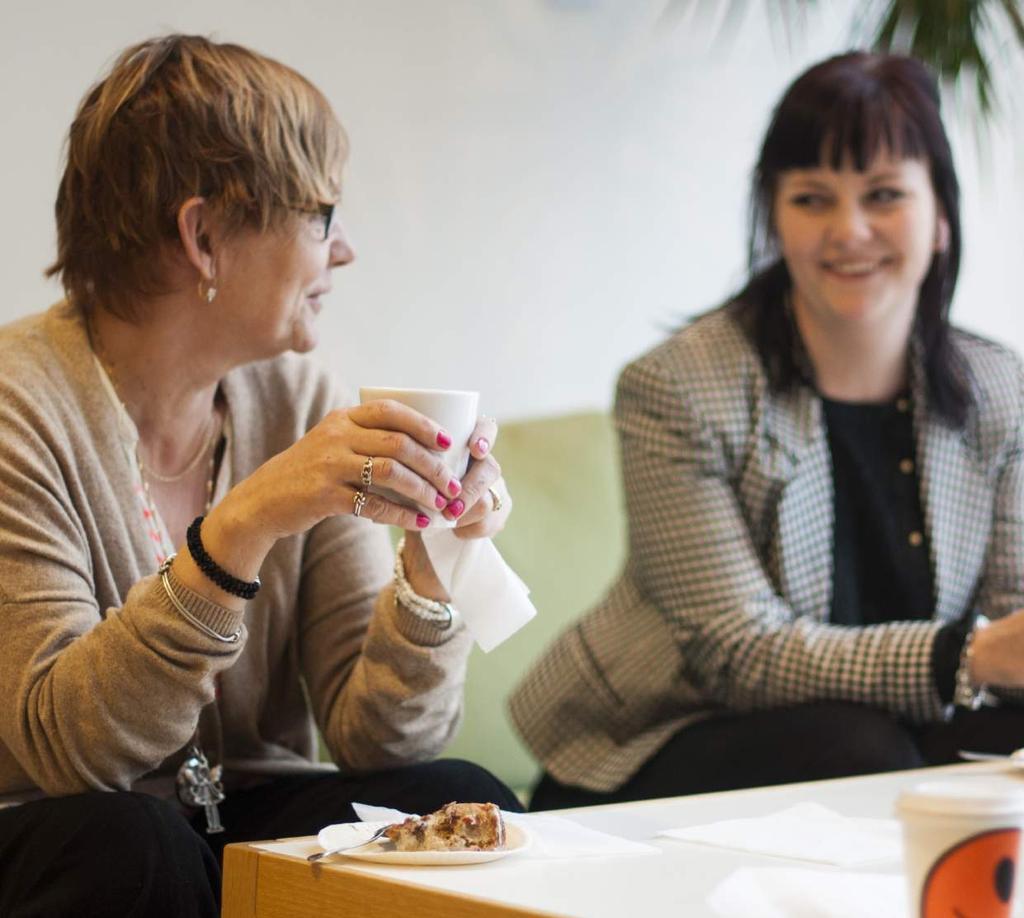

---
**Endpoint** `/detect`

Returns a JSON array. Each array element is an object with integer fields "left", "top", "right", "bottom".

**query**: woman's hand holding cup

[
  {"left": 357, "top": 388, "right": 511, "bottom": 538},
  {"left": 442, "top": 414, "right": 512, "bottom": 540},
  {"left": 174, "top": 398, "right": 457, "bottom": 608},
  {"left": 218, "top": 399, "right": 459, "bottom": 553},
  {"left": 357, "top": 388, "right": 513, "bottom": 604},
  {"left": 194, "top": 390, "right": 512, "bottom": 609}
]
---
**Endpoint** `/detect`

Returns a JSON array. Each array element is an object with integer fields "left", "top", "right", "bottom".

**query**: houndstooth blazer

[{"left": 509, "top": 305, "right": 1024, "bottom": 793}]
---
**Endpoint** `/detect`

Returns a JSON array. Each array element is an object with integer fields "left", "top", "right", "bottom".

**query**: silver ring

[
  {"left": 361, "top": 456, "right": 375, "bottom": 490},
  {"left": 487, "top": 485, "right": 503, "bottom": 513},
  {"left": 353, "top": 489, "right": 368, "bottom": 518}
]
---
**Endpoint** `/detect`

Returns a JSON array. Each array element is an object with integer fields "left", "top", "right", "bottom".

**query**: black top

[{"left": 822, "top": 395, "right": 963, "bottom": 703}]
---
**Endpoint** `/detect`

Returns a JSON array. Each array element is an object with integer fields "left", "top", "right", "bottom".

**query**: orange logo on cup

[{"left": 921, "top": 827, "right": 1018, "bottom": 917}]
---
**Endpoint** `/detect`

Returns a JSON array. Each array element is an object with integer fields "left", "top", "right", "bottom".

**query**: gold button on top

[
  {"left": 908, "top": 531, "right": 923, "bottom": 547},
  {"left": 899, "top": 458, "right": 914, "bottom": 474},
  {"left": 896, "top": 398, "right": 910, "bottom": 413}
]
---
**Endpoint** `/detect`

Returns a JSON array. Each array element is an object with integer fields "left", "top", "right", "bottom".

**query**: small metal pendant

[{"left": 176, "top": 744, "right": 226, "bottom": 834}]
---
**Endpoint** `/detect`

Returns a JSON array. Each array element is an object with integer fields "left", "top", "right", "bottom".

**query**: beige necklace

[
  {"left": 86, "top": 313, "right": 220, "bottom": 562},
  {"left": 87, "top": 310, "right": 228, "bottom": 834},
  {"left": 138, "top": 412, "right": 219, "bottom": 484}
]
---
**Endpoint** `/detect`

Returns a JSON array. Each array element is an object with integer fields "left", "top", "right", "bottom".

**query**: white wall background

[{"left": 2, "top": 0, "right": 1021, "bottom": 420}]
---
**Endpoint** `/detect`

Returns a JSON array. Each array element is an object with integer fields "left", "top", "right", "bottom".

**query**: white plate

[
  {"left": 316, "top": 820, "right": 530, "bottom": 865},
  {"left": 960, "top": 748, "right": 1024, "bottom": 769}
]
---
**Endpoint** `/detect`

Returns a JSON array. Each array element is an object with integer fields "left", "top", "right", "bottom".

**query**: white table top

[{"left": 261, "top": 761, "right": 1024, "bottom": 917}]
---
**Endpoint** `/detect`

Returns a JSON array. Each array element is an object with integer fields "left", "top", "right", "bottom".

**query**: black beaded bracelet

[{"left": 186, "top": 516, "right": 261, "bottom": 600}]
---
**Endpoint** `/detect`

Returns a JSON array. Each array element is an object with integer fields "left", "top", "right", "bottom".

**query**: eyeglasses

[
  {"left": 315, "top": 202, "right": 337, "bottom": 241},
  {"left": 296, "top": 202, "right": 338, "bottom": 241}
]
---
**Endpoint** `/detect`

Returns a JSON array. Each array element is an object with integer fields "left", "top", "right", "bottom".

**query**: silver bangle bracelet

[
  {"left": 159, "top": 555, "right": 242, "bottom": 644},
  {"left": 393, "top": 537, "right": 457, "bottom": 630}
]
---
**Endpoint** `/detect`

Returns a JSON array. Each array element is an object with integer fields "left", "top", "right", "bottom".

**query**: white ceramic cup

[
  {"left": 896, "top": 780, "right": 1024, "bottom": 917},
  {"left": 358, "top": 386, "right": 480, "bottom": 525}
]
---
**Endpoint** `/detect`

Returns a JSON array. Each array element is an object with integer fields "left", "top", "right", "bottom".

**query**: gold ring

[
  {"left": 487, "top": 485, "right": 503, "bottom": 512},
  {"left": 353, "top": 489, "right": 368, "bottom": 518},
  {"left": 361, "top": 456, "right": 375, "bottom": 489}
]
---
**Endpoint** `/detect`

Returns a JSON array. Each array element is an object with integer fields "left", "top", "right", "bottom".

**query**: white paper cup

[
  {"left": 358, "top": 386, "right": 479, "bottom": 525},
  {"left": 896, "top": 780, "right": 1024, "bottom": 917}
]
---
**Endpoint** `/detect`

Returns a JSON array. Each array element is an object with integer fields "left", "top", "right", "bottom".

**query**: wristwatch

[{"left": 953, "top": 615, "right": 994, "bottom": 710}]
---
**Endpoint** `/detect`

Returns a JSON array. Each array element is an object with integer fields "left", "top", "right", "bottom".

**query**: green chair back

[{"left": 442, "top": 412, "right": 626, "bottom": 795}]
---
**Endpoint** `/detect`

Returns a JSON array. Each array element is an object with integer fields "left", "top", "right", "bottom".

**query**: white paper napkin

[
  {"left": 350, "top": 803, "right": 659, "bottom": 858},
  {"left": 659, "top": 802, "right": 901, "bottom": 867},
  {"left": 708, "top": 867, "right": 906, "bottom": 918},
  {"left": 506, "top": 813, "right": 660, "bottom": 858},
  {"left": 420, "top": 529, "right": 536, "bottom": 652}
]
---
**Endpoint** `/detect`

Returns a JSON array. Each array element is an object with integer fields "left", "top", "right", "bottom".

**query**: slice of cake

[{"left": 383, "top": 801, "right": 506, "bottom": 852}]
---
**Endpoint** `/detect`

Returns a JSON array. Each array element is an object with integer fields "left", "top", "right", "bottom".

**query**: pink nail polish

[
  {"left": 434, "top": 493, "right": 447, "bottom": 510},
  {"left": 448, "top": 498, "right": 465, "bottom": 518},
  {"left": 436, "top": 431, "right": 452, "bottom": 449},
  {"left": 447, "top": 479, "right": 461, "bottom": 496},
  {"left": 476, "top": 437, "right": 490, "bottom": 455},
  {"left": 416, "top": 513, "right": 430, "bottom": 529}
]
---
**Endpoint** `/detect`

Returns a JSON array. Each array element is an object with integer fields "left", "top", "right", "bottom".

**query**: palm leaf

[
  {"left": 669, "top": 0, "right": 1024, "bottom": 124},
  {"left": 869, "top": 0, "right": 1005, "bottom": 117}
]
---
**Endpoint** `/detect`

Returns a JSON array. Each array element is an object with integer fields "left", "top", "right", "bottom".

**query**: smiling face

[
  {"left": 773, "top": 150, "right": 948, "bottom": 344},
  {"left": 213, "top": 208, "right": 354, "bottom": 359},
  {"left": 922, "top": 828, "right": 1019, "bottom": 918}
]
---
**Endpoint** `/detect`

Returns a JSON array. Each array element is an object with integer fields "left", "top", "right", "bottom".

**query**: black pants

[
  {"left": 531, "top": 701, "right": 1024, "bottom": 811},
  {"left": 0, "top": 758, "right": 521, "bottom": 918}
]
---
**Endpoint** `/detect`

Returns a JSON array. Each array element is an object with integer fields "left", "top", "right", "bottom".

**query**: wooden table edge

[{"left": 222, "top": 840, "right": 565, "bottom": 918}]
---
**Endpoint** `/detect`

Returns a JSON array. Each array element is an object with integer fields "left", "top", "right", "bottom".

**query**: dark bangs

[
  {"left": 738, "top": 52, "right": 970, "bottom": 428},
  {"left": 767, "top": 65, "right": 934, "bottom": 172}
]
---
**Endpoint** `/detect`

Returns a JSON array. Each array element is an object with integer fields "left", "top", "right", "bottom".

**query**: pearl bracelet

[{"left": 393, "top": 537, "right": 457, "bottom": 629}]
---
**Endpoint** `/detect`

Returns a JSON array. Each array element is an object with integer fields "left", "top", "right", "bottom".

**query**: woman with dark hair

[
  {"left": 0, "top": 34, "right": 519, "bottom": 916},
  {"left": 511, "top": 52, "right": 1024, "bottom": 810}
]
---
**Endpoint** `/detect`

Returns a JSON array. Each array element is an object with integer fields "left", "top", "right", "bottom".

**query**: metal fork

[{"left": 307, "top": 825, "right": 390, "bottom": 862}]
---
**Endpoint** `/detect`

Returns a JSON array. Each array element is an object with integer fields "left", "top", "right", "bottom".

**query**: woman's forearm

[
  {"left": 400, "top": 532, "right": 451, "bottom": 602},
  {"left": 170, "top": 490, "right": 277, "bottom": 612}
]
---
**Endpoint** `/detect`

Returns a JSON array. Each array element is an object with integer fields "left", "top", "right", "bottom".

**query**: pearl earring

[{"left": 198, "top": 280, "right": 218, "bottom": 303}]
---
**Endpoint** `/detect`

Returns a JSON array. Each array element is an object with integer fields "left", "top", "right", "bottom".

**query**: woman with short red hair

[{"left": 0, "top": 34, "right": 517, "bottom": 916}]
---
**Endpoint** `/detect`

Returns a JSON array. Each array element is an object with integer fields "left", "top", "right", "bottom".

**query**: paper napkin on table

[
  {"left": 351, "top": 803, "right": 659, "bottom": 859},
  {"left": 708, "top": 867, "right": 906, "bottom": 918},
  {"left": 420, "top": 529, "right": 536, "bottom": 652},
  {"left": 658, "top": 802, "right": 901, "bottom": 867},
  {"left": 504, "top": 813, "right": 659, "bottom": 858}
]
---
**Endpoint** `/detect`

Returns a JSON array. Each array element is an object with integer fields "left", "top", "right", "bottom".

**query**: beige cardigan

[{"left": 0, "top": 302, "right": 472, "bottom": 804}]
